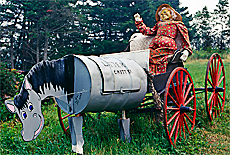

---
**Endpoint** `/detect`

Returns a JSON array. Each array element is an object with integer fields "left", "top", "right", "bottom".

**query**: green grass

[{"left": 0, "top": 57, "right": 230, "bottom": 154}]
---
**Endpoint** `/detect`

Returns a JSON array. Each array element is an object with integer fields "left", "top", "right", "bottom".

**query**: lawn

[{"left": 0, "top": 56, "right": 229, "bottom": 154}]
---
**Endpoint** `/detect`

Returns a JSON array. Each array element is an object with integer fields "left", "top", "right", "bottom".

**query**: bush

[
  {"left": 189, "top": 49, "right": 230, "bottom": 60},
  {"left": 0, "top": 63, "right": 24, "bottom": 122}
]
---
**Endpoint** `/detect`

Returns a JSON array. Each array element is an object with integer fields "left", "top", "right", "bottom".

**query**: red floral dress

[{"left": 135, "top": 20, "right": 192, "bottom": 75}]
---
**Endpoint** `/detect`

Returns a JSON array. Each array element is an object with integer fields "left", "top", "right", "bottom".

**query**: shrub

[
  {"left": 0, "top": 63, "right": 24, "bottom": 122},
  {"left": 189, "top": 49, "right": 230, "bottom": 60}
]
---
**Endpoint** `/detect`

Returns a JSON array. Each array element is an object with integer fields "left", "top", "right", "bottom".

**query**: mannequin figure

[{"left": 134, "top": 4, "right": 192, "bottom": 75}]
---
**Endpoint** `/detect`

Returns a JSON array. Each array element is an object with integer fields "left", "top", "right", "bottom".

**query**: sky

[{"left": 180, "top": 0, "right": 229, "bottom": 15}]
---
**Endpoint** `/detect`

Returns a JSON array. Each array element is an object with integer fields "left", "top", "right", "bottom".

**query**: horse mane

[{"left": 15, "top": 55, "right": 74, "bottom": 110}]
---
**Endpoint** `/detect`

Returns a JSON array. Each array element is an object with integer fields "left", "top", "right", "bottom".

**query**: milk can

[{"left": 56, "top": 55, "right": 147, "bottom": 114}]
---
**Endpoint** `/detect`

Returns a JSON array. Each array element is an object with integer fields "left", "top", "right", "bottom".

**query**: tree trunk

[
  {"left": 36, "top": 24, "right": 40, "bottom": 63},
  {"left": 10, "top": 35, "right": 14, "bottom": 69},
  {"left": 44, "top": 25, "right": 48, "bottom": 60}
]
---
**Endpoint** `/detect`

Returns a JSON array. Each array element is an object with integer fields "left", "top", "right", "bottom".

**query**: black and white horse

[{"left": 5, "top": 55, "right": 85, "bottom": 152}]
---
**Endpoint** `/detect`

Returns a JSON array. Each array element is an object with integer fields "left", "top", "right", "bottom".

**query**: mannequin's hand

[
  {"left": 134, "top": 13, "right": 142, "bottom": 21},
  {"left": 180, "top": 49, "right": 189, "bottom": 61}
]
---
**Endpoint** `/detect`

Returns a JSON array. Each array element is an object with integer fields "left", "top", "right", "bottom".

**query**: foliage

[
  {"left": 1, "top": 0, "right": 230, "bottom": 70},
  {"left": 1, "top": 0, "right": 193, "bottom": 70},
  {"left": 189, "top": 48, "right": 230, "bottom": 60},
  {"left": 0, "top": 63, "right": 24, "bottom": 122},
  {"left": 192, "top": 0, "right": 230, "bottom": 51},
  {"left": 213, "top": 0, "right": 230, "bottom": 51},
  {"left": 0, "top": 0, "right": 86, "bottom": 70},
  {"left": 192, "top": 6, "right": 213, "bottom": 51}
]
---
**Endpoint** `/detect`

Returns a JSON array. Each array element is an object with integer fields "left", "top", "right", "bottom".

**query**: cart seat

[{"left": 151, "top": 50, "right": 184, "bottom": 94}]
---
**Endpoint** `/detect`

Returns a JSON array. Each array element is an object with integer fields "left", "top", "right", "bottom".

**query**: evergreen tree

[
  {"left": 0, "top": 1, "right": 23, "bottom": 69},
  {"left": 213, "top": 0, "right": 229, "bottom": 51},
  {"left": 193, "top": 6, "right": 213, "bottom": 51},
  {"left": 226, "top": 14, "right": 230, "bottom": 48},
  {"left": 82, "top": 0, "right": 184, "bottom": 55},
  {"left": 1, "top": 0, "right": 85, "bottom": 70},
  {"left": 1, "top": 0, "right": 194, "bottom": 70}
]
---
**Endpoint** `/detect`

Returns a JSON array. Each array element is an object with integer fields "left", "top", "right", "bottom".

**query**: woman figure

[{"left": 134, "top": 4, "right": 192, "bottom": 75}]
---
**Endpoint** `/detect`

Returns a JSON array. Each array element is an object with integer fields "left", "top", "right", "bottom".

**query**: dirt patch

[{"left": 202, "top": 130, "right": 230, "bottom": 154}]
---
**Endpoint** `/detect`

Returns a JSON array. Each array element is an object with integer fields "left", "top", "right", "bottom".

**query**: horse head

[{"left": 5, "top": 77, "right": 44, "bottom": 141}]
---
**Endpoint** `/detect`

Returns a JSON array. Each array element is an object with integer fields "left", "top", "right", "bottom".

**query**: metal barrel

[{"left": 56, "top": 55, "right": 147, "bottom": 114}]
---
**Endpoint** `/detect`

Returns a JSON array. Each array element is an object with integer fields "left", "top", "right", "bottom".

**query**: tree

[
  {"left": 226, "top": 14, "right": 230, "bottom": 48},
  {"left": 192, "top": 6, "right": 213, "bottom": 51},
  {"left": 1, "top": 0, "right": 193, "bottom": 70},
  {"left": 0, "top": 1, "right": 23, "bottom": 69},
  {"left": 1, "top": 0, "right": 85, "bottom": 70},
  {"left": 213, "top": 0, "right": 229, "bottom": 51},
  {"left": 19, "top": 0, "right": 83, "bottom": 62},
  {"left": 81, "top": 0, "right": 183, "bottom": 55}
]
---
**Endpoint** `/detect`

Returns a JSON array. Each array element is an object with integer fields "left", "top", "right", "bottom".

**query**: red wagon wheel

[
  {"left": 52, "top": 98, "right": 72, "bottom": 136},
  {"left": 205, "top": 53, "right": 226, "bottom": 121},
  {"left": 164, "top": 67, "right": 196, "bottom": 148},
  {"left": 57, "top": 106, "right": 72, "bottom": 136}
]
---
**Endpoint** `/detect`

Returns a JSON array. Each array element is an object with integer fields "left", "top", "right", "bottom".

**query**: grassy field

[{"left": 0, "top": 57, "right": 230, "bottom": 154}]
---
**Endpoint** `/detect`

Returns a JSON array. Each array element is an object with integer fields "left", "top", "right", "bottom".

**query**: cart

[{"left": 55, "top": 52, "right": 226, "bottom": 148}]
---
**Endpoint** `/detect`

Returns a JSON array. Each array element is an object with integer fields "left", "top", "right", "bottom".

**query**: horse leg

[{"left": 68, "top": 116, "right": 84, "bottom": 154}]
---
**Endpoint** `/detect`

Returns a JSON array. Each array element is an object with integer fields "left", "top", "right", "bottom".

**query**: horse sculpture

[{"left": 5, "top": 54, "right": 148, "bottom": 154}]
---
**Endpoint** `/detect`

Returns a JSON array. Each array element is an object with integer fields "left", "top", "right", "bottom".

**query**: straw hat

[{"left": 155, "top": 4, "right": 182, "bottom": 22}]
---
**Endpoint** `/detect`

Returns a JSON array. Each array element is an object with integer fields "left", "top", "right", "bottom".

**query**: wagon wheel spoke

[
  {"left": 184, "top": 83, "right": 193, "bottom": 104},
  {"left": 217, "top": 76, "right": 224, "bottom": 87},
  {"left": 183, "top": 117, "right": 190, "bottom": 134},
  {"left": 207, "top": 77, "right": 214, "bottom": 88},
  {"left": 210, "top": 64, "right": 214, "bottom": 82},
  {"left": 216, "top": 96, "right": 223, "bottom": 115},
  {"left": 184, "top": 95, "right": 195, "bottom": 107},
  {"left": 57, "top": 105, "right": 71, "bottom": 137},
  {"left": 216, "top": 57, "right": 220, "bottom": 75},
  {"left": 216, "top": 99, "right": 220, "bottom": 116},
  {"left": 217, "top": 93, "right": 224, "bottom": 111},
  {"left": 216, "top": 65, "right": 222, "bottom": 84},
  {"left": 62, "top": 114, "right": 71, "bottom": 120},
  {"left": 209, "top": 95, "right": 214, "bottom": 115},
  {"left": 174, "top": 118, "right": 180, "bottom": 145},
  {"left": 180, "top": 71, "right": 183, "bottom": 93},
  {"left": 167, "top": 111, "right": 180, "bottom": 125},
  {"left": 184, "top": 113, "right": 194, "bottom": 124},
  {"left": 212, "top": 58, "right": 215, "bottom": 79},
  {"left": 214, "top": 56, "right": 217, "bottom": 73},
  {"left": 168, "top": 93, "right": 180, "bottom": 107},
  {"left": 169, "top": 114, "right": 180, "bottom": 138},
  {"left": 171, "top": 80, "right": 180, "bottom": 103},
  {"left": 167, "top": 107, "right": 180, "bottom": 110},
  {"left": 207, "top": 92, "right": 215, "bottom": 108},
  {"left": 218, "top": 92, "right": 224, "bottom": 101},
  {"left": 182, "top": 117, "right": 186, "bottom": 140},
  {"left": 182, "top": 75, "right": 188, "bottom": 96},
  {"left": 176, "top": 72, "right": 180, "bottom": 95}
]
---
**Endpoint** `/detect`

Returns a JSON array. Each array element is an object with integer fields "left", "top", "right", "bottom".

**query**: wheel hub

[
  {"left": 214, "top": 86, "right": 225, "bottom": 93},
  {"left": 180, "top": 105, "right": 192, "bottom": 113}
]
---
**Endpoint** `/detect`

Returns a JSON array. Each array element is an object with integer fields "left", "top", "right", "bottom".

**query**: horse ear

[
  {"left": 24, "top": 78, "right": 32, "bottom": 90},
  {"left": 5, "top": 100, "right": 16, "bottom": 113}
]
